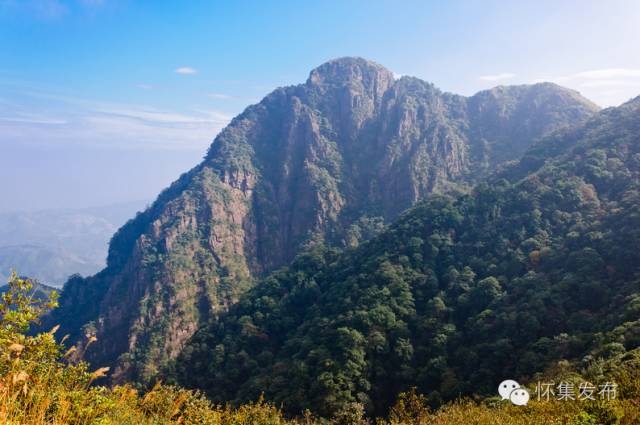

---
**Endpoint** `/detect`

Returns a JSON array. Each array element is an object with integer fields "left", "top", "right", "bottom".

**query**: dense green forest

[{"left": 173, "top": 96, "right": 640, "bottom": 417}]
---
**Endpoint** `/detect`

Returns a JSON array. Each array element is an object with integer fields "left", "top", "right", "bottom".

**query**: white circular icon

[
  {"left": 498, "top": 379, "right": 520, "bottom": 400},
  {"left": 509, "top": 388, "right": 530, "bottom": 406}
]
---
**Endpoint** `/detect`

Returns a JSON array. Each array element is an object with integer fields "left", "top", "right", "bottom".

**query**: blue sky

[{"left": 1, "top": 0, "right": 639, "bottom": 211}]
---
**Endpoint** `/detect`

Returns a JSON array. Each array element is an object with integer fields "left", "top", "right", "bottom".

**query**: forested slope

[{"left": 175, "top": 96, "right": 640, "bottom": 417}]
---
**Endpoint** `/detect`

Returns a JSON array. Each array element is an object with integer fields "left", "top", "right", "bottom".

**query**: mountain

[
  {"left": 0, "top": 201, "right": 147, "bottom": 287},
  {"left": 174, "top": 96, "right": 640, "bottom": 416},
  {"left": 46, "top": 57, "right": 599, "bottom": 384},
  {"left": 0, "top": 277, "right": 57, "bottom": 302},
  {"left": 0, "top": 245, "right": 98, "bottom": 287}
]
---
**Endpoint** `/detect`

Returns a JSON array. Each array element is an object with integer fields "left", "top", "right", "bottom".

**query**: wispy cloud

[
  {"left": 97, "top": 105, "right": 226, "bottom": 124},
  {"left": 0, "top": 88, "right": 231, "bottom": 151},
  {"left": 208, "top": 93, "right": 231, "bottom": 100},
  {"left": 134, "top": 83, "right": 154, "bottom": 90},
  {"left": 175, "top": 67, "right": 197, "bottom": 75},
  {"left": 579, "top": 79, "right": 640, "bottom": 89},
  {"left": 573, "top": 68, "right": 640, "bottom": 80},
  {"left": 532, "top": 67, "right": 640, "bottom": 107},
  {"left": 0, "top": 114, "right": 67, "bottom": 125},
  {"left": 479, "top": 73, "right": 515, "bottom": 82}
]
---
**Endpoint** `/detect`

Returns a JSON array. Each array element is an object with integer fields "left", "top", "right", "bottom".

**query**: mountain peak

[
  {"left": 307, "top": 57, "right": 395, "bottom": 90},
  {"left": 623, "top": 94, "right": 640, "bottom": 108}
]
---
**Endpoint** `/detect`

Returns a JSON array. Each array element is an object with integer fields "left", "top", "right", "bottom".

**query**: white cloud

[
  {"left": 175, "top": 67, "right": 197, "bottom": 75},
  {"left": 479, "top": 73, "right": 515, "bottom": 82},
  {"left": 531, "top": 67, "right": 640, "bottom": 107},
  {"left": 96, "top": 105, "right": 229, "bottom": 125},
  {"left": 573, "top": 68, "right": 640, "bottom": 80},
  {"left": 0, "top": 90, "right": 231, "bottom": 151},
  {"left": 0, "top": 114, "right": 67, "bottom": 125},
  {"left": 208, "top": 93, "right": 231, "bottom": 100},
  {"left": 579, "top": 79, "right": 640, "bottom": 88}
]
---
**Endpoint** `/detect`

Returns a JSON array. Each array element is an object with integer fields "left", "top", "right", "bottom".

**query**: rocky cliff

[{"left": 47, "top": 57, "right": 599, "bottom": 383}]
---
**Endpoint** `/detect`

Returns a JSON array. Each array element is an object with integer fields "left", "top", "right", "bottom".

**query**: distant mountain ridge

[
  {"left": 0, "top": 277, "right": 57, "bottom": 303},
  {"left": 45, "top": 57, "right": 599, "bottom": 383},
  {"left": 0, "top": 201, "right": 147, "bottom": 286}
]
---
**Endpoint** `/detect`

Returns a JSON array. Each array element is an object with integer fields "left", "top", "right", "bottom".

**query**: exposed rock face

[{"left": 47, "top": 57, "right": 599, "bottom": 383}]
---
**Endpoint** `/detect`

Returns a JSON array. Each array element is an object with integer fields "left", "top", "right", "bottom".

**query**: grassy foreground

[{"left": 1, "top": 274, "right": 638, "bottom": 424}]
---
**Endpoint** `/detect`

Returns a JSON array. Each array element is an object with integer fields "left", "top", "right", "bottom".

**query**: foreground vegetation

[
  {"left": 0, "top": 273, "right": 290, "bottom": 424},
  {"left": 2, "top": 273, "right": 640, "bottom": 424}
]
